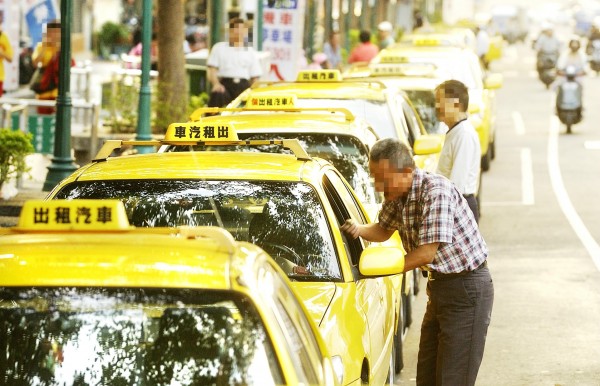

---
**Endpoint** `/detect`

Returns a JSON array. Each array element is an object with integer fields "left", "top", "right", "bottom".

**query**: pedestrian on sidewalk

[
  {"left": 0, "top": 11, "right": 14, "bottom": 97},
  {"left": 206, "top": 17, "right": 262, "bottom": 107},
  {"left": 435, "top": 79, "right": 481, "bottom": 223},
  {"left": 31, "top": 21, "right": 73, "bottom": 115},
  {"left": 348, "top": 30, "right": 379, "bottom": 64},
  {"left": 341, "top": 138, "right": 493, "bottom": 386}
]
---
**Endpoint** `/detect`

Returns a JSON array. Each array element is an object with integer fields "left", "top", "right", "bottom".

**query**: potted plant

[
  {"left": 97, "top": 21, "right": 131, "bottom": 59},
  {"left": 0, "top": 128, "right": 34, "bottom": 195}
]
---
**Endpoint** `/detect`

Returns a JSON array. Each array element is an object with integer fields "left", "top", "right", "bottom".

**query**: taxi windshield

[
  {"left": 0, "top": 287, "right": 283, "bottom": 385},
  {"left": 403, "top": 90, "right": 446, "bottom": 134},
  {"left": 55, "top": 180, "right": 342, "bottom": 281},
  {"left": 289, "top": 98, "right": 398, "bottom": 140},
  {"left": 173, "top": 133, "right": 379, "bottom": 206}
]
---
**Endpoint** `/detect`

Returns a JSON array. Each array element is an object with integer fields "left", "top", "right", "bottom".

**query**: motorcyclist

[
  {"left": 556, "top": 38, "right": 587, "bottom": 77},
  {"left": 586, "top": 17, "right": 600, "bottom": 55},
  {"left": 534, "top": 23, "right": 561, "bottom": 70}
]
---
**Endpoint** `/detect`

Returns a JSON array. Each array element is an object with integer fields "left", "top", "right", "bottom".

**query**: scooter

[
  {"left": 556, "top": 66, "right": 583, "bottom": 134},
  {"left": 588, "top": 40, "right": 600, "bottom": 74},
  {"left": 537, "top": 50, "right": 558, "bottom": 89}
]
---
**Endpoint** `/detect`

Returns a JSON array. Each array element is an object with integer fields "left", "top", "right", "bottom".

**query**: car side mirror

[
  {"left": 359, "top": 246, "right": 405, "bottom": 276},
  {"left": 413, "top": 135, "right": 443, "bottom": 155},
  {"left": 484, "top": 73, "right": 503, "bottom": 89}
]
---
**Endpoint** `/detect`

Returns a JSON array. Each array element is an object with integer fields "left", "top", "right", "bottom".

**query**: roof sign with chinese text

[
  {"left": 378, "top": 55, "right": 410, "bottom": 64},
  {"left": 164, "top": 122, "right": 239, "bottom": 142},
  {"left": 17, "top": 200, "right": 132, "bottom": 231},
  {"left": 247, "top": 95, "right": 296, "bottom": 109},
  {"left": 296, "top": 69, "right": 343, "bottom": 82}
]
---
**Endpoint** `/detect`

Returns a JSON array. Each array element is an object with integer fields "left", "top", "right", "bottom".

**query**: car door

[{"left": 322, "top": 169, "right": 394, "bottom": 383}]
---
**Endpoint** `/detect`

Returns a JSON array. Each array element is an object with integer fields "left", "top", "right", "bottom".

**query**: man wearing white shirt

[
  {"left": 435, "top": 80, "right": 481, "bottom": 223},
  {"left": 207, "top": 18, "right": 262, "bottom": 107}
]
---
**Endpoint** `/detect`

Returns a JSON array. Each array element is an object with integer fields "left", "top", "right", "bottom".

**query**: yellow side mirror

[
  {"left": 414, "top": 135, "right": 443, "bottom": 155},
  {"left": 359, "top": 246, "right": 405, "bottom": 276}
]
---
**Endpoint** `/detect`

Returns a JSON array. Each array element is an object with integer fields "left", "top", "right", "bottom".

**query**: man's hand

[
  {"left": 341, "top": 219, "right": 361, "bottom": 239},
  {"left": 211, "top": 82, "right": 225, "bottom": 93}
]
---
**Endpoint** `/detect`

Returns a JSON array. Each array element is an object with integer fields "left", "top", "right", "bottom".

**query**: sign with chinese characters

[
  {"left": 296, "top": 69, "right": 342, "bottom": 82},
  {"left": 247, "top": 95, "right": 296, "bottom": 109},
  {"left": 164, "top": 122, "right": 239, "bottom": 142},
  {"left": 262, "top": 0, "right": 306, "bottom": 81},
  {"left": 17, "top": 200, "right": 132, "bottom": 231},
  {"left": 379, "top": 55, "right": 410, "bottom": 64}
]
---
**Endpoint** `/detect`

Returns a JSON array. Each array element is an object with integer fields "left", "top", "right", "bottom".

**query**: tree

[{"left": 156, "top": 0, "right": 187, "bottom": 131}]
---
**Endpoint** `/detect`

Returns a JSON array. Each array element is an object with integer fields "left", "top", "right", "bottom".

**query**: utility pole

[
  {"left": 134, "top": 0, "right": 153, "bottom": 153},
  {"left": 43, "top": 0, "right": 77, "bottom": 191}
]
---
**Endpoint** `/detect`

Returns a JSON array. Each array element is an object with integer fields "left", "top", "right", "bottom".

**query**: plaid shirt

[{"left": 378, "top": 168, "right": 487, "bottom": 273}]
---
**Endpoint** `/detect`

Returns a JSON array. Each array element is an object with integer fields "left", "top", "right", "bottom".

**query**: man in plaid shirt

[{"left": 341, "top": 138, "right": 494, "bottom": 386}]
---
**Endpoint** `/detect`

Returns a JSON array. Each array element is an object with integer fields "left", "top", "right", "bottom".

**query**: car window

[
  {"left": 0, "top": 287, "right": 283, "bottom": 385},
  {"left": 189, "top": 133, "right": 378, "bottom": 206},
  {"left": 323, "top": 170, "right": 369, "bottom": 267},
  {"left": 404, "top": 89, "right": 446, "bottom": 134},
  {"left": 260, "top": 261, "right": 323, "bottom": 384},
  {"left": 291, "top": 98, "right": 399, "bottom": 140},
  {"left": 55, "top": 180, "right": 342, "bottom": 282}
]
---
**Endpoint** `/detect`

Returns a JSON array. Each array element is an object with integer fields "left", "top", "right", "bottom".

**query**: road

[{"left": 396, "top": 41, "right": 600, "bottom": 385}]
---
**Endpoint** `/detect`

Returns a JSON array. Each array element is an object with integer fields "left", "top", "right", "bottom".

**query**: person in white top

[
  {"left": 475, "top": 25, "right": 490, "bottom": 69},
  {"left": 207, "top": 17, "right": 262, "bottom": 107},
  {"left": 435, "top": 79, "right": 481, "bottom": 223}
]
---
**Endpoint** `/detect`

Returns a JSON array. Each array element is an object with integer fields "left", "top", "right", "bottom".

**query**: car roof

[
  {"left": 197, "top": 111, "right": 375, "bottom": 141},
  {"left": 0, "top": 205, "right": 266, "bottom": 290},
  {"left": 240, "top": 80, "right": 388, "bottom": 102},
  {"left": 66, "top": 151, "right": 327, "bottom": 183}
]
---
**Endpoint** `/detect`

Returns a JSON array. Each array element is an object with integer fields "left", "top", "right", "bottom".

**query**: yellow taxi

[
  {"left": 227, "top": 69, "right": 442, "bottom": 174},
  {"left": 0, "top": 199, "right": 339, "bottom": 385},
  {"left": 180, "top": 101, "right": 426, "bottom": 352},
  {"left": 372, "top": 44, "right": 503, "bottom": 171},
  {"left": 46, "top": 125, "right": 408, "bottom": 384}
]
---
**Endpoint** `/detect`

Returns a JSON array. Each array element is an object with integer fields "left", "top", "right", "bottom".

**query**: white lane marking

[
  {"left": 512, "top": 111, "right": 525, "bottom": 136},
  {"left": 521, "top": 148, "right": 535, "bottom": 205},
  {"left": 548, "top": 116, "right": 600, "bottom": 271},
  {"left": 584, "top": 141, "right": 600, "bottom": 150}
]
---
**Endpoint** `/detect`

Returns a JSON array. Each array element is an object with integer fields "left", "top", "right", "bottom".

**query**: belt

[
  {"left": 220, "top": 77, "right": 248, "bottom": 84},
  {"left": 463, "top": 194, "right": 475, "bottom": 198},
  {"left": 428, "top": 260, "right": 487, "bottom": 281}
]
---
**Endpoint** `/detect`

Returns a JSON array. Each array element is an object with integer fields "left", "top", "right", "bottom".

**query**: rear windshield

[
  {"left": 0, "top": 287, "right": 283, "bottom": 385},
  {"left": 171, "top": 132, "right": 379, "bottom": 205},
  {"left": 55, "top": 180, "right": 342, "bottom": 281}
]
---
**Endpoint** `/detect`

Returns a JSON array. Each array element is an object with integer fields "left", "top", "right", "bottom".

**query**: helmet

[
  {"left": 565, "top": 65, "right": 577, "bottom": 79},
  {"left": 541, "top": 21, "right": 553, "bottom": 31},
  {"left": 378, "top": 21, "right": 393, "bottom": 32}
]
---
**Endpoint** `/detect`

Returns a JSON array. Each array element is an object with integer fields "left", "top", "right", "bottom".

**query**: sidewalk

[{"left": 0, "top": 54, "right": 122, "bottom": 227}]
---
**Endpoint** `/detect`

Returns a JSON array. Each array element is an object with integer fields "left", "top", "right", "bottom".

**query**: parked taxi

[
  {"left": 371, "top": 43, "right": 503, "bottom": 171},
  {"left": 0, "top": 200, "right": 339, "bottom": 385},
  {"left": 182, "top": 100, "right": 424, "bottom": 345},
  {"left": 46, "top": 125, "right": 408, "bottom": 384},
  {"left": 227, "top": 69, "right": 442, "bottom": 174}
]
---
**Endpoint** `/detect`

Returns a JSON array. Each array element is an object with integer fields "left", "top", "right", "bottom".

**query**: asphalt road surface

[{"left": 396, "top": 40, "right": 600, "bottom": 385}]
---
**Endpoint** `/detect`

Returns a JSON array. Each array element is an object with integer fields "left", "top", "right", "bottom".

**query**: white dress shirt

[{"left": 436, "top": 119, "right": 481, "bottom": 195}]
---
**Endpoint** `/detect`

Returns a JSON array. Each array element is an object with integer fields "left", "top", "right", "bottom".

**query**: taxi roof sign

[
  {"left": 370, "top": 63, "right": 438, "bottom": 77},
  {"left": 17, "top": 200, "right": 132, "bottom": 231},
  {"left": 296, "top": 69, "right": 342, "bottom": 82},
  {"left": 378, "top": 55, "right": 410, "bottom": 64},
  {"left": 164, "top": 122, "right": 239, "bottom": 143},
  {"left": 247, "top": 95, "right": 296, "bottom": 109}
]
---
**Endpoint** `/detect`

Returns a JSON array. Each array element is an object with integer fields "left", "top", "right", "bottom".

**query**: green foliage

[
  {"left": 98, "top": 22, "right": 130, "bottom": 48},
  {"left": 102, "top": 77, "right": 141, "bottom": 133},
  {"left": 0, "top": 129, "right": 34, "bottom": 190},
  {"left": 187, "top": 93, "right": 209, "bottom": 116}
]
